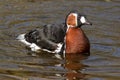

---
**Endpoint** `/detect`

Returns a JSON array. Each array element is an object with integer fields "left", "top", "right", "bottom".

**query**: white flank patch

[
  {"left": 42, "top": 49, "right": 55, "bottom": 53},
  {"left": 17, "top": 34, "right": 31, "bottom": 46},
  {"left": 54, "top": 43, "right": 63, "bottom": 53},
  {"left": 30, "top": 43, "right": 41, "bottom": 51},
  {"left": 17, "top": 34, "right": 40, "bottom": 52},
  {"left": 42, "top": 43, "right": 63, "bottom": 54},
  {"left": 17, "top": 34, "right": 63, "bottom": 53},
  {"left": 80, "top": 16, "right": 86, "bottom": 23}
]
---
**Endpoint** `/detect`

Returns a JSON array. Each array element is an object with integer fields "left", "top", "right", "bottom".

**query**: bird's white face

[
  {"left": 66, "top": 12, "right": 92, "bottom": 28},
  {"left": 80, "top": 15, "right": 92, "bottom": 25},
  {"left": 80, "top": 16, "right": 87, "bottom": 24}
]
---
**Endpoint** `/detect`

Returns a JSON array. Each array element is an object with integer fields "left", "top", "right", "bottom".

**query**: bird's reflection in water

[
  {"left": 64, "top": 54, "right": 89, "bottom": 80},
  {"left": 27, "top": 51, "right": 89, "bottom": 80}
]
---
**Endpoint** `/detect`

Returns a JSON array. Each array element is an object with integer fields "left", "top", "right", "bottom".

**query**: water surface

[{"left": 0, "top": 0, "right": 120, "bottom": 80}]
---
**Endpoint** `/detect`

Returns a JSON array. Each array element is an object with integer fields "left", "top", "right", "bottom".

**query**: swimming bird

[
  {"left": 17, "top": 11, "right": 92, "bottom": 55},
  {"left": 64, "top": 12, "right": 92, "bottom": 55}
]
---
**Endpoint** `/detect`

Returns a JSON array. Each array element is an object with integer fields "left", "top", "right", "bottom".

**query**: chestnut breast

[{"left": 65, "top": 27, "right": 90, "bottom": 54}]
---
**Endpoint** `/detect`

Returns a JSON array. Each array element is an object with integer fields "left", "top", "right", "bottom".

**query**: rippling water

[{"left": 0, "top": 0, "right": 120, "bottom": 80}]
